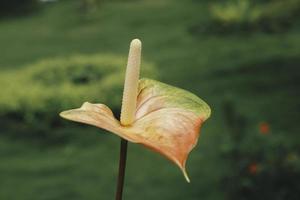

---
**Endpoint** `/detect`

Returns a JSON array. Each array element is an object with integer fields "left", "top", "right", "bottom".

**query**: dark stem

[{"left": 115, "top": 138, "right": 128, "bottom": 200}]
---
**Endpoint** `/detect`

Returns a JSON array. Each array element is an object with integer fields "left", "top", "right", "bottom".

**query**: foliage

[
  {"left": 77, "top": 0, "right": 139, "bottom": 16},
  {"left": 78, "top": 0, "right": 100, "bottom": 15},
  {"left": 211, "top": 0, "right": 261, "bottom": 26},
  {"left": 0, "top": 54, "right": 157, "bottom": 136},
  {"left": 220, "top": 101, "right": 300, "bottom": 200},
  {"left": 209, "top": 0, "right": 300, "bottom": 33},
  {"left": 0, "top": 0, "right": 39, "bottom": 17}
]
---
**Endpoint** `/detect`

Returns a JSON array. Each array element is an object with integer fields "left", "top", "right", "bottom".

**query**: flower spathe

[{"left": 60, "top": 78, "right": 211, "bottom": 182}]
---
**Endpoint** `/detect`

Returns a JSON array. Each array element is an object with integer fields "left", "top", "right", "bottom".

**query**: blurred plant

[
  {"left": 79, "top": 0, "right": 100, "bottom": 15},
  {"left": 221, "top": 100, "right": 300, "bottom": 200},
  {"left": 78, "top": 0, "right": 139, "bottom": 15},
  {"left": 211, "top": 0, "right": 262, "bottom": 27},
  {"left": 0, "top": 0, "right": 39, "bottom": 18},
  {"left": 258, "top": 0, "right": 300, "bottom": 32},
  {"left": 0, "top": 54, "right": 157, "bottom": 139},
  {"left": 204, "top": 0, "right": 300, "bottom": 34}
]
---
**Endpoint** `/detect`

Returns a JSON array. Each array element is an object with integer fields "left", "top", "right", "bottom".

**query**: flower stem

[
  {"left": 115, "top": 39, "right": 142, "bottom": 200},
  {"left": 115, "top": 139, "right": 128, "bottom": 200}
]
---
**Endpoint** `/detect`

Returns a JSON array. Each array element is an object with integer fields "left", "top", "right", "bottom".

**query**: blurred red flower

[
  {"left": 259, "top": 122, "right": 270, "bottom": 135},
  {"left": 248, "top": 162, "right": 258, "bottom": 175}
]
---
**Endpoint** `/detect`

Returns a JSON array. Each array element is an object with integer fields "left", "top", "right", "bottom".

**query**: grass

[{"left": 0, "top": 0, "right": 299, "bottom": 199}]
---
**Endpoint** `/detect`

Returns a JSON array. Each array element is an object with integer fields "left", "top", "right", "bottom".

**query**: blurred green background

[{"left": 0, "top": 0, "right": 299, "bottom": 199}]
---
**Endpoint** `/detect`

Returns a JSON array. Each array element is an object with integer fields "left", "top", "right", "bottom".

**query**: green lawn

[{"left": 0, "top": 0, "right": 299, "bottom": 199}]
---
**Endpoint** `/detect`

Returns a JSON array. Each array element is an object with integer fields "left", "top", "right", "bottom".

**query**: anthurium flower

[{"left": 60, "top": 39, "right": 211, "bottom": 182}]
